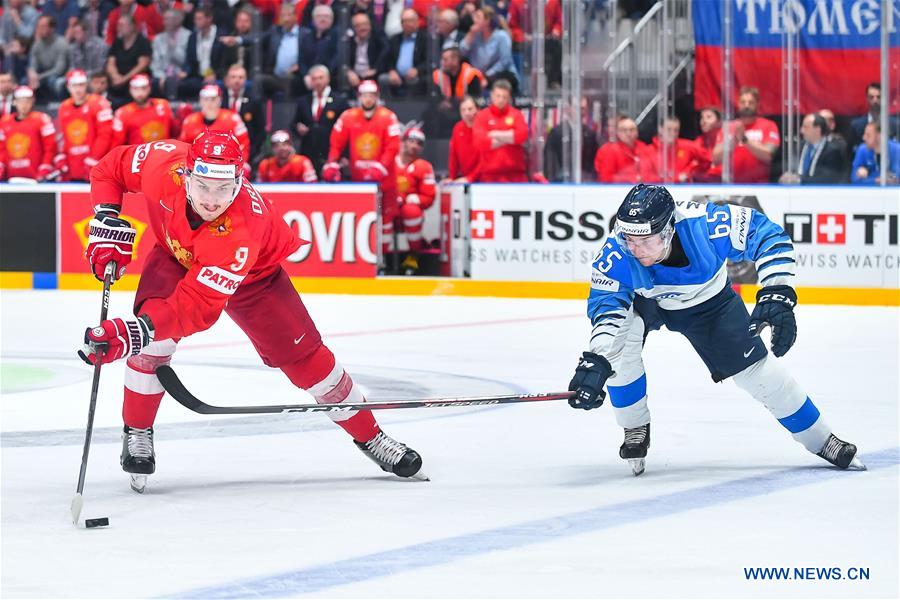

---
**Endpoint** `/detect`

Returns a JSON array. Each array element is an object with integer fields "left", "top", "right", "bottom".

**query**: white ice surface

[{"left": 1, "top": 290, "right": 898, "bottom": 599}]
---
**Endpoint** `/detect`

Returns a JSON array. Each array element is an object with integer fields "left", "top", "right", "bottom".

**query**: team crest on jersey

[
  {"left": 166, "top": 233, "right": 194, "bottom": 268},
  {"left": 140, "top": 120, "right": 166, "bottom": 142},
  {"left": 505, "top": 117, "right": 514, "bottom": 126},
  {"left": 66, "top": 119, "right": 88, "bottom": 145},
  {"left": 397, "top": 175, "right": 410, "bottom": 195},
  {"left": 168, "top": 162, "right": 185, "bottom": 186},
  {"left": 7, "top": 132, "right": 30, "bottom": 159},
  {"left": 207, "top": 214, "right": 232, "bottom": 237},
  {"left": 355, "top": 132, "right": 380, "bottom": 159}
]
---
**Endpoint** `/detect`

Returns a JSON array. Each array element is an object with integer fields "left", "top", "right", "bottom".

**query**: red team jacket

[
  {"left": 447, "top": 119, "right": 480, "bottom": 181},
  {"left": 257, "top": 154, "right": 318, "bottom": 183},
  {"left": 396, "top": 156, "right": 436, "bottom": 208},
  {"left": 714, "top": 117, "right": 781, "bottom": 183},
  {"left": 638, "top": 137, "right": 711, "bottom": 183},
  {"left": 90, "top": 141, "right": 303, "bottom": 341},
  {"left": 328, "top": 105, "right": 400, "bottom": 197},
  {"left": 178, "top": 110, "right": 251, "bottom": 162},
  {"left": 471, "top": 104, "right": 529, "bottom": 182},
  {"left": 0, "top": 111, "right": 56, "bottom": 180},
  {"left": 594, "top": 140, "right": 648, "bottom": 183},
  {"left": 57, "top": 94, "right": 114, "bottom": 181},
  {"left": 112, "top": 99, "right": 177, "bottom": 146}
]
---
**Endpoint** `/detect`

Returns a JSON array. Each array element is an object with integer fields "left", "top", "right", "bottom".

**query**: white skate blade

[
  {"left": 130, "top": 475, "right": 147, "bottom": 493},
  {"left": 627, "top": 458, "right": 645, "bottom": 477},
  {"left": 408, "top": 470, "right": 430, "bottom": 482},
  {"left": 848, "top": 456, "right": 867, "bottom": 471}
]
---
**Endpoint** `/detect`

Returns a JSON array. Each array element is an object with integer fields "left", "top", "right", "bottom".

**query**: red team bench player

[{"left": 78, "top": 131, "right": 424, "bottom": 492}]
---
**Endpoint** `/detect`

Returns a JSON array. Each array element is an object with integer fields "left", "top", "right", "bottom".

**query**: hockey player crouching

[
  {"left": 568, "top": 184, "right": 864, "bottom": 476},
  {"left": 78, "top": 131, "right": 424, "bottom": 492}
]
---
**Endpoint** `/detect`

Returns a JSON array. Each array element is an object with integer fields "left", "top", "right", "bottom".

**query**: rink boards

[{"left": 0, "top": 182, "right": 897, "bottom": 306}]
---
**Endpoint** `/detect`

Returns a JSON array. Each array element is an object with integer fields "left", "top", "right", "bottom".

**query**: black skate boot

[
  {"left": 355, "top": 431, "right": 428, "bottom": 480},
  {"left": 619, "top": 424, "right": 650, "bottom": 476},
  {"left": 121, "top": 425, "right": 155, "bottom": 493},
  {"left": 817, "top": 434, "right": 866, "bottom": 470}
]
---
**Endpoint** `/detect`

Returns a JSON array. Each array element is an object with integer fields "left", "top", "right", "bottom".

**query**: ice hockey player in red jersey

[
  {"left": 394, "top": 126, "right": 436, "bottom": 275},
  {"left": 79, "top": 132, "right": 425, "bottom": 492},
  {"left": 323, "top": 80, "right": 401, "bottom": 255},
  {"left": 179, "top": 85, "right": 251, "bottom": 166},
  {"left": 0, "top": 86, "right": 56, "bottom": 181},
  {"left": 256, "top": 130, "right": 318, "bottom": 183},
  {"left": 111, "top": 75, "right": 178, "bottom": 146},
  {"left": 55, "top": 70, "right": 114, "bottom": 182}
]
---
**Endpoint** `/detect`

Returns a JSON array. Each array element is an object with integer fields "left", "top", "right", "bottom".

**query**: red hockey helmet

[{"left": 185, "top": 130, "right": 245, "bottom": 214}]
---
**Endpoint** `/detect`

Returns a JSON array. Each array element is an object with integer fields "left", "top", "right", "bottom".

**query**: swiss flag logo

[
  {"left": 815, "top": 214, "right": 846, "bottom": 244},
  {"left": 471, "top": 210, "right": 495, "bottom": 239}
]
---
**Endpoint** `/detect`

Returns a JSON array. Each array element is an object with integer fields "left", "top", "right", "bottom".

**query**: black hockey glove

[
  {"left": 748, "top": 285, "right": 797, "bottom": 358},
  {"left": 568, "top": 352, "right": 614, "bottom": 410}
]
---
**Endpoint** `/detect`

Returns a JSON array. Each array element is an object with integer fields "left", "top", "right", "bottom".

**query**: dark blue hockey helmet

[{"left": 614, "top": 184, "right": 676, "bottom": 263}]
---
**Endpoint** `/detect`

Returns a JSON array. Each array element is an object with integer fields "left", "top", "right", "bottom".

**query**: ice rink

[{"left": 2, "top": 288, "right": 898, "bottom": 599}]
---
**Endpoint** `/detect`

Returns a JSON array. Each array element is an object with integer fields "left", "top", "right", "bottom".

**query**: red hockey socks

[{"left": 123, "top": 340, "right": 177, "bottom": 429}]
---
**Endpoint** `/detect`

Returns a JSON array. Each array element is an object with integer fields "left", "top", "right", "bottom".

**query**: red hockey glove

[
  {"left": 53, "top": 153, "right": 69, "bottom": 174},
  {"left": 78, "top": 316, "right": 153, "bottom": 366},
  {"left": 86, "top": 212, "right": 136, "bottom": 281},
  {"left": 322, "top": 162, "right": 342, "bottom": 182},
  {"left": 37, "top": 163, "right": 54, "bottom": 181},
  {"left": 354, "top": 160, "right": 388, "bottom": 182}
]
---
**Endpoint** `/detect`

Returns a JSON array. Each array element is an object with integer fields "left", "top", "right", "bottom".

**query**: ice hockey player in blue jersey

[{"left": 568, "top": 184, "right": 865, "bottom": 476}]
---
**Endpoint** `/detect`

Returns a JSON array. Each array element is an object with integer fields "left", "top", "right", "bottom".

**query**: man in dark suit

[
  {"left": 292, "top": 64, "right": 349, "bottom": 176},
  {"left": 300, "top": 4, "right": 341, "bottom": 79},
  {"left": 221, "top": 64, "right": 265, "bottom": 163},
  {"left": 850, "top": 82, "right": 900, "bottom": 150},
  {"left": 779, "top": 113, "right": 846, "bottom": 184},
  {"left": 345, "top": 11, "right": 386, "bottom": 90},
  {"left": 261, "top": 3, "right": 304, "bottom": 98},
  {"left": 178, "top": 8, "right": 227, "bottom": 100},
  {"left": 377, "top": 8, "right": 428, "bottom": 97}
]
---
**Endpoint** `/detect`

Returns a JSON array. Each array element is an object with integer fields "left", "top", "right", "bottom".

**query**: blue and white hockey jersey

[{"left": 588, "top": 200, "right": 795, "bottom": 356}]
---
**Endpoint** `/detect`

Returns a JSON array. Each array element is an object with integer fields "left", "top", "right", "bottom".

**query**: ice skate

[
  {"left": 620, "top": 424, "right": 650, "bottom": 476},
  {"left": 121, "top": 425, "right": 155, "bottom": 493},
  {"left": 817, "top": 433, "right": 866, "bottom": 470},
  {"left": 356, "top": 430, "right": 428, "bottom": 481}
]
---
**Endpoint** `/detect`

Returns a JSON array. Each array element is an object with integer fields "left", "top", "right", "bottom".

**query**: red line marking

[{"left": 179, "top": 313, "right": 583, "bottom": 352}]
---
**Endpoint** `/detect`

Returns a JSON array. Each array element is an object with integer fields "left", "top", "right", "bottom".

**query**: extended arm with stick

[
  {"left": 155, "top": 365, "right": 574, "bottom": 415},
  {"left": 70, "top": 263, "right": 115, "bottom": 526}
]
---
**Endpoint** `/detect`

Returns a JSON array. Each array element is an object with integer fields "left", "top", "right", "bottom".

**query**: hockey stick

[
  {"left": 70, "top": 263, "right": 115, "bottom": 526},
  {"left": 155, "top": 365, "right": 574, "bottom": 415}
]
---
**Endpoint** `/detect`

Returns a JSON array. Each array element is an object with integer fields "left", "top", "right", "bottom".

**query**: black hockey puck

[{"left": 85, "top": 517, "right": 109, "bottom": 528}]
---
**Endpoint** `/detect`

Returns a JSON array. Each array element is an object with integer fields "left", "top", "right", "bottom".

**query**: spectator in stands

[
  {"left": 349, "top": 0, "right": 391, "bottom": 33},
  {"left": 345, "top": 12, "right": 386, "bottom": 90},
  {"left": 472, "top": 79, "right": 528, "bottom": 182},
  {"left": 179, "top": 84, "right": 251, "bottom": 167},
  {"left": 66, "top": 18, "right": 107, "bottom": 79},
  {"left": 222, "top": 64, "right": 264, "bottom": 162},
  {"left": 446, "top": 95, "right": 480, "bottom": 182},
  {"left": 508, "top": 0, "right": 561, "bottom": 88},
  {"left": 433, "top": 43, "right": 485, "bottom": 100},
  {"left": 293, "top": 64, "right": 349, "bottom": 175},
  {"left": 111, "top": 74, "right": 177, "bottom": 145},
  {"left": 1, "top": 36, "right": 31, "bottom": 83},
  {"left": 79, "top": 0, "right": 107, "bottom": 40},
  {"left": 219, "top": 9, "right": 258, "bottom": 74},
  {"left": 43, "top": 0, "right": 80, "bottom": 36},
  {"left": 106, "top": 14, "right": 152, "bottom": 108},
  {"left": 544, "top": 99, "right": 600, "bottom": 182},
  {"left": 0, "top": 0, "right": 39, "bottom": 47},
  {"left": 262, "top": 3, "right": 304, "bottom": 97},
  {"left": 178, "top": 8, "right": 224, "bottom": 99},
  {"left": 151, "top": 8, "right": 190, "bottom": 100},
  {"left": 817, "top": 107, "right": 850, "bottom": 179},
  {"left": 594, "top": 116, "right": 646, "bottom": 183},
  {"left": 257, "top": 129, "right": 318, "bottom": 182},
  {"left": 89, "top": 70, "right": 109, "bottom": 99},
  {"left": 104, "top": 0, "right": 162, "bottom": 46},
  {"left": 852, "top": 122, "right": 900, "bottom": 185},
  {"left": 779, "top": 113, "right": 845, "bottom": 184},
  {"left": 383, "top": 0, "right": 405, "bottom": 37},
  {"left": 639, "top": 116, "right": 710, "bottom": 183},
  {"left": 693, "top": 106, "right": 722, "bottom": 182},
  {"left": 378, "top": 8, "right": 428, "bottom": 97},
  {"left": 0, "top": 86, "right": 56, "bottom": 182},
  {"left": 0, "top": 72, "right": 16, "bottom": 118},
  {"left": 460, "top": 6, "right": 519, "bottom": 95},
  {"left": 712, "top": 86, "right": 779, "bottom": 183},
  {"left": 437, "top": 9, "right": 462, "bottom": 47},
  {"left": 26, "top": 16, "right": 68, "bottom": 101},
  {"left": 300, "top": 5, "right": 340, "bottom": 81},
  {"left": 851, "top": 83, "right": 900, "bottom": 149},
  {"left": 396, "top": 126, "right": 437, "bottom": 275}
]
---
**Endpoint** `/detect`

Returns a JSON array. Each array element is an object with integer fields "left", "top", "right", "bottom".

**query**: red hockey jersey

[
  {"left": 396, "top": 155, "right": 436, "bottom": 209},
  {"left": 257, "top": 154, "right": 317, "bottom": 183},
  {"left": 178, "top": 110, "right": 250, "bottom": 162},
  {"left": 328, "top": 105, "right": 400, "bottom": 191},
  {"left": 57, "top": 94, "right": 114, "bottom": 181},
  {"left": 112, "top": 99, "right": 177, "bottom": 147},
  {"left": 0, "top": 111, "right": 56, "bottom": 180}
]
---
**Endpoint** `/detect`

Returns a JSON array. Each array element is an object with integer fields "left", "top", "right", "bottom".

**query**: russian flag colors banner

[{"left": 693, "top": 0, "right": 900, "bottom": 115}]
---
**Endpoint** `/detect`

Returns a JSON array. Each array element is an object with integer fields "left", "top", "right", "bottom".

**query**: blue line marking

[{"left": 170, "top": 447, "right": 899, "bottom": 599}]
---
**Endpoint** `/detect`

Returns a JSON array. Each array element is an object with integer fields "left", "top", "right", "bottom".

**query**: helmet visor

[{"left": 614, "top": 220, "right": 675, "bottom": 264}]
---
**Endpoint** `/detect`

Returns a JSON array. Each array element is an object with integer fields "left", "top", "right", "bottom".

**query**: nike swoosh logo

[
  {"left": 294, "top": 334, "right": 306, "bottom": 345},
  {"left": 743, "top": 347, "right": 755, "bottom": 358}
]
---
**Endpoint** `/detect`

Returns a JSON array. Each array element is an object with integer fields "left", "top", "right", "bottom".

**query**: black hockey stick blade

[{"left": 156, "top": 365, "right": 574, "bottom": 415}]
